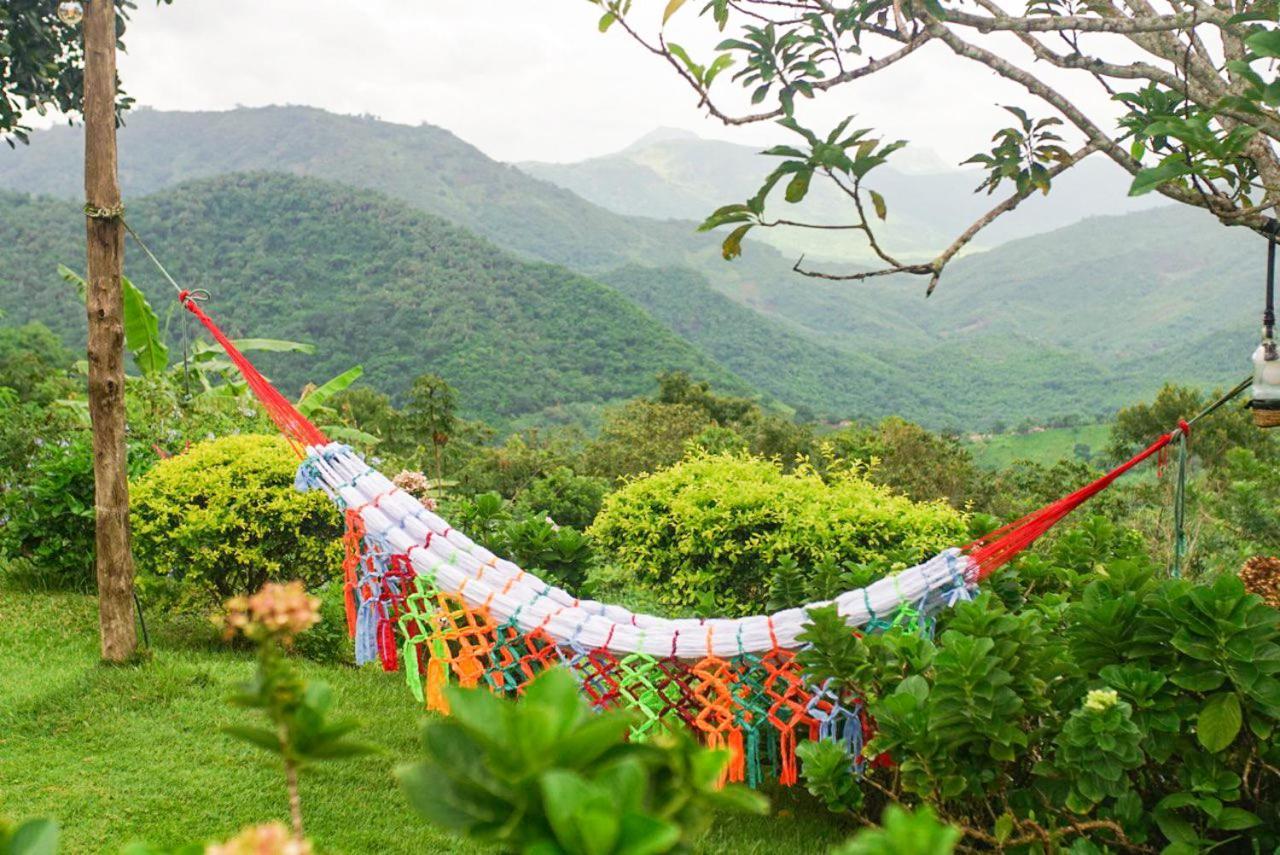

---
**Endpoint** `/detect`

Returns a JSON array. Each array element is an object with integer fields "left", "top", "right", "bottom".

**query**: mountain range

[
  {"left": 519, "top": 127, "right": 1165, "bottom": 263},
  {"left": 0, "top": 106, "right": 1265, "bottom": 431}
]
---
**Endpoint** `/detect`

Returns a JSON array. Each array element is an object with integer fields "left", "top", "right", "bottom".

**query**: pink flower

[
  {"left": 219, "top": 582, "right": 320, "bottom": 642},
  {"left": 205, "top": 822, "right": 312, "bottom": 855},
  {"left": 392, "top": 470, "right": 439, "bottom": 509}
]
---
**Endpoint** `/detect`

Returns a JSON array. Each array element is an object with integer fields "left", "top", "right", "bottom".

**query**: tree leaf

[
  {"left": 721, "top": 223, "right": 752, "bottom": 260},
  {"left": 1128, "top": 158, "right": 1192, "bottom": 196},
  {"left": 663, "top": 0, "right": 688, "bottom": 24},
  {"left": 1213, "top": 807, "right": 1261, "bottom": 830},
  {"left": 193, "top": 338, "right": 315, "bottom": 359},
  {"left": 1246, "top": 29, "right": 1280, "bottom": 58},
  {"left": 222, "top": 724, "right": 284, "bottom": 754},
  {"left": 784, "top": 168, "right": 812, "bottom": 203},
  {"left": 868, "top": 189, "right": 888, "bottom": 220},
  {"left": 1196, "top": 692, "right": 1241, "bottom": 753}
]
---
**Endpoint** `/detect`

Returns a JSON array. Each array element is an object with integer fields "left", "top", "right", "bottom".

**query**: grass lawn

[
  {"left": 966, "top": 423, "right": 1112, "bottom": 469},
  {"left": 0, "top": 587, "right": 855, "bottom": 854}
]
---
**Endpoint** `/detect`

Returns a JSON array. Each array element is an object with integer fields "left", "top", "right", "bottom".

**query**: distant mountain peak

[{"left": 623, "top": 127, "right": 701, "bottom": 151}]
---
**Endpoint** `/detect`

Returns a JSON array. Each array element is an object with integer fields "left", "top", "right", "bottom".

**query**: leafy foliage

[
  {"left": 130, "top": 435, "right": 343, "bottom": 608},
  {"left": 830, "top": 806, "right": 959, "bottom": 855},
  {"left": 0, "top": 818, "right": 58, "bottom": 855},
  {"left": 795, "top": 529, "right": 1280, "bottom": 851},
  {"left": 1, "top": 434, "right": 107, "bottom": 590},
  {"left": 0, "top": 0, "right": 166, "bottom": 146},
  {"left": 397, "top": 667, "right": 767, "bottom": 854},
  {"left": 588, "top": 453, "right": 966, "bottom": 616}
]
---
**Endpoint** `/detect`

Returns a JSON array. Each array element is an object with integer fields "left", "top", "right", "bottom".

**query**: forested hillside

[
  {"left": 0, "top": 106, "right": 730, "bottom": 275},
  {"left": 0, "top": 175, "right": 752, "bottom": 424},
  {"left": 0, "top": 107, "right": 1261, "bottom": 430}
]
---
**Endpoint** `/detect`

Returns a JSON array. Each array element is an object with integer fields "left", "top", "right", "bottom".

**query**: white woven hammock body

[{"left": 299, "top": 443, "right": 979, "bottom": 657}]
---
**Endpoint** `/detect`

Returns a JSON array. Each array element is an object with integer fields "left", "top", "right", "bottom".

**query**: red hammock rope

[
  {"left": 965, "top": 432, "right": 1174, "bottom": 579},
  {"left": 180, "top": 291, "right": 328, "bottom": 454}
]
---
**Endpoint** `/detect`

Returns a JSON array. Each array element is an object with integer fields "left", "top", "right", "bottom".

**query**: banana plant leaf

[
  {"left": 298, "top": 366, "right": 363, "bottom": 418},
  {"left": 191, "top": 339, "right": 315, "bottom": 362}
]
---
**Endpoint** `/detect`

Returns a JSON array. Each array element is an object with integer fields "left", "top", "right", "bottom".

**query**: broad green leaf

[
  {"left": 1129, "top": 158, "right": 1192, "bottom": 196},
  {"left": 297, "top": 365, "right": 363, "bottom": 417},
  {"left": 666, "top": 42, "right": 701, "bottom": 77},
  {"left": 121, "top": 275, "right": 170, "bottom": 376},
  {"left": 222, "top": 724, "right": 284, "bottom": 754},
  {"left": 616, "top": 813, "right": 681, "bottom": 855},
  {"left": 784, "top": 168, "right": 812, "bottom": 203},
  {"left": 1213, "top": 807, "right": 1261, "bottom": 830},
  {"left": 192, "top": 338, "right": 314, "bottom": 360},
  {"left": 321, "top": 424, "right": 382, "bottom": 446},
  {"left": 1246, "top": 29, "right": 1280, "bottom": 58},
  {"left": 7, "top": 819, "right": 59, "bottom": 855},
  {"left": 704, "top": 53, "right": 734, "bottom": 86},
  {"left": 598, "top": 12, "right": 616, "bottom": 32},
  {"left": 1196, "top": 692, "right": 1241, "bottom": 752}
]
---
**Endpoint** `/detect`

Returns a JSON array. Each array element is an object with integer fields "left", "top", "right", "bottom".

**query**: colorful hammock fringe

[{"left": 333, "top": 506, "right": 954, "bottom": 787}]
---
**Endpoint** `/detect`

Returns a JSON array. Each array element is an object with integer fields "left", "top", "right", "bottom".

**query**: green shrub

[
  {"left": 447, "top": 491, "right": 596, "bottom": 592},
  {"left": 0, "top": 434, "right": 96, "bottom": 590},
  {"left": 0, "top": 433, "right": 155, "bottom": 591},
  {"left": 795, "top": 531, "right": 1280, "bottom": 852},
  {"left": 130, "top": 435, "right": 343, "bottom": 609},
  {"left": 587, "top": 453, "right": 968, "bottom": 616},
  {"left": 514, "top": 465, "right": 609, "bottom": 529}
]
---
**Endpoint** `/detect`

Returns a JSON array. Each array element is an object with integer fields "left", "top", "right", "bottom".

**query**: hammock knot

[{"left": 83, "top": 201, "right": 125, "bottom": 220}]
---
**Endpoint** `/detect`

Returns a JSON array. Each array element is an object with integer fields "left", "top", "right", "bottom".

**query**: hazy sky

[{"left": 104, "top": 0, "right": 1119, "bottom": 166}]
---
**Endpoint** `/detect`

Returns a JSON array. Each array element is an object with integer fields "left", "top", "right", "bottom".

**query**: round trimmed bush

[
  {"left": 131, "top": 434, "right": 343, "bottom": 608},
  {"left": 587, "top": 453, "right": 968, "bottom": 616}
]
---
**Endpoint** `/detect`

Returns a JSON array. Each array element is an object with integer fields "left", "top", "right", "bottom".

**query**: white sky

[{"left": 100, "top": 0, "right": 1122, "bottom": 166}]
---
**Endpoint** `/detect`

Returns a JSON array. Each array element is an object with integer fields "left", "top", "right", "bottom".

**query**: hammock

[{"left": 177, "top": 289, "right": 1220, "bottom": 786}]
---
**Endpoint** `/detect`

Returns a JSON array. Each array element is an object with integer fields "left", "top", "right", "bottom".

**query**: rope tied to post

[{"left": 83, "top": 202, "right": 125, "bottom": 220}]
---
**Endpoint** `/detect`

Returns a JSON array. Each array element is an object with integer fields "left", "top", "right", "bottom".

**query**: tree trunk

[{"left": 83, "top": 0, "right": 137, "bottom": 662}]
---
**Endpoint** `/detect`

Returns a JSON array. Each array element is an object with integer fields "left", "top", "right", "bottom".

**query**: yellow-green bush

[
  {"left": 131, "top": 434, "right": 343, "bottom": 607},
  {"left": 587, "top": 453, "right": 967, "bottom": 616}
]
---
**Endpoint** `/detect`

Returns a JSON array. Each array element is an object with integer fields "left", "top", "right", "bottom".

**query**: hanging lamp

[{"left": 1250, "top": 223, "right": 1280, "bottom": 427}]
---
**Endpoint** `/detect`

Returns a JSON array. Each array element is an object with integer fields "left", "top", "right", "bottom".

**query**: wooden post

[{"left": 83, "top": 0, "right": 138, "bottom": 662}]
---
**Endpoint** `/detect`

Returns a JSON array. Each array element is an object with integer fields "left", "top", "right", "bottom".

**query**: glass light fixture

[
  {"left": 56, "top": 0, "right": 84, "bottom": 26},
  {"left": 1254, "top": 340, "right": 1280, "bottom": 427}
]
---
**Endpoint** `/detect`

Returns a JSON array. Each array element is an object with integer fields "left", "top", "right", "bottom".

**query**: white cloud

[{"left": 110, "top": 0, "right": 1124, "bottom": 166}]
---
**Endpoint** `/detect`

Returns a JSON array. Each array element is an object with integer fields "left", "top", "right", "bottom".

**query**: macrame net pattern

[{"left": 184, "top": 296, "right": 1186, "bottom": 787}]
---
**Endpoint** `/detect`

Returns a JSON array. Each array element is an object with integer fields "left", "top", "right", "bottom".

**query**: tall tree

[
  {"left": 83, "top": 0, "right": 135, "bottom": 661},
  {"left": 1, "top": 0, "right": 168, "bottom": 660},
  {"left": 585, "top": 0, "right": 1280, "bottom": 293}
]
